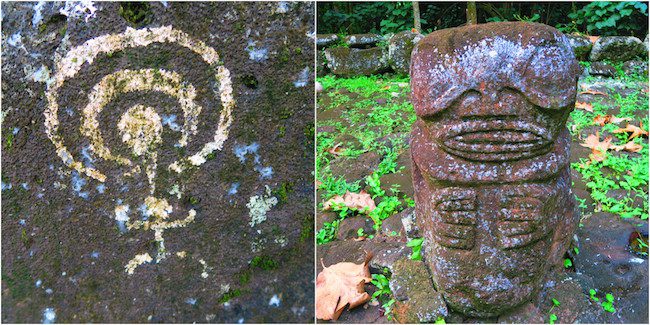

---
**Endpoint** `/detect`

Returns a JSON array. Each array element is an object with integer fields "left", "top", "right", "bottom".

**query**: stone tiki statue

[{"left": 409, "top": 22, "right": 581, "bottom": 317}]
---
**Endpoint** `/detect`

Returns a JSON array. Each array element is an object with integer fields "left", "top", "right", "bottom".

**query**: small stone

[
  {"left": 622, "top": 60, "right": 648, "bottom": 77},
  {"left": 388, "top": 30, "right": 424, "bottom": 75},
  {"left": 324, "top": 47, "right": 388, "bottom": 77},
  {"left": 390, "top": 259, "right": 448, "bottom": 323},
  {"left": 589, "top": 62, "right": 617, "bottom": 77},
  {"left": 565, "top": 34, "right": 593, "bottom": 61},
  {"left": 316, "top": 34, "right": 339, "bottom": 49},
  {"left": 589, "top": 36, "right": 647, "bottom": 62},
  {"left": 344, "top": 33, "right": 383, "bottom": 48}
]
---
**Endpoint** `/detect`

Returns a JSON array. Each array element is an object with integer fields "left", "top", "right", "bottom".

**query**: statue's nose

[{"left": 464, "top": 87, "right": 521, "bottom": 119}]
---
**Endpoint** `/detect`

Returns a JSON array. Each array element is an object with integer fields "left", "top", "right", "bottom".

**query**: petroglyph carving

[{"left": 44, "top": 26, "right": 235, "bottom": 273}]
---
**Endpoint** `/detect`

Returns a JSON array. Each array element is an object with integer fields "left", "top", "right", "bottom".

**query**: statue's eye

[{"left": 458, "top": 90, "right": 481, "bottom": 109}]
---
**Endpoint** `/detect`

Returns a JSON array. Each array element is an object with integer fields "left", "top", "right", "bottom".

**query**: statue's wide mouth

[{"left": 440, "top": 120, "right": 553, "bottom": 161}]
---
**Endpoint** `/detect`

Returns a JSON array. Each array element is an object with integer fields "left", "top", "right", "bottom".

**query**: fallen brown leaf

[
  {"left": 593, "top": 114, "right": 632, "bottom": 126},
  {"left": 323, "top": 191, "right": 376, "bottom": 213},
  {"left": 588, "top": 35, "right": 599, "bottom": 44},
  {"left": 575, "top": 101, "right": 593, "bottom": 112},
  {"left": 612, "top": 141, "right": 643, "bottom": 153},
  {"left": 327, "top": 143, "right": 345, "bottom": 156},
  {"left": 316, "top": 254, "right": 373, "bottom": 320},
  {"left": 613, "top": 123, "right": 649, "bottom": 140},
  {"left": 580, "top": 133, "right": 612, "bottom": 162},
  {"left": 580, "top": 89, "right": 608, "bottom": 97}
]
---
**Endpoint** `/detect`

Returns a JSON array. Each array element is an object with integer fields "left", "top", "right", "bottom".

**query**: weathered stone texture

[
  {"left": 410, "top": 22, "right": 580, "bottom": 317},
  {"left": 565, "top": 34, "right": 593, "bottom": 61},
  {"left": 344, "top": 33, "right": 383, "bottom": 48},
  {"left": 324, "top": 47, "right": 388, "bottom": 77},
  {"left": 316, "top": 33, "right": 339, "bottom": 49},
  {"left": 589, "top": 36, "right": 647, "bottom": 62},
  {"left": 1, "top": 1, "right": 314, "bottom": 323},
  {"left": 388, "top": 30, "right": 424, "bottom": 75}
]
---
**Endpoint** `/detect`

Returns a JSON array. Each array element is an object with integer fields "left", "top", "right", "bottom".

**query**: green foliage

[
  {"left": 569, "top": 1, "right": 648, "bottom": 36},
  {"left": 563, "top": 258, "right": 573, "bottom": 268},
  {"left": 549, "top": 313, "right": 558, "bottom": 324},
  {"left": 371, "top": 272, "right": 396, "bottom": 319},
  {"left": 435, "top": 317, "right": 446, "bottom": 324},
  {"left": 601, "top": 293, "right": 616, "bottom": 313},
  {"left": 406, "top": 237, "right": 424, "bottom": 260},
  {"left": 589, "top": 289, "right": 599, "bottom": 302}
]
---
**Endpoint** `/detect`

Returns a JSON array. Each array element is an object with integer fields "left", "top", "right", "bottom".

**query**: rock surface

[
  {"left": 566, "top": 34, "right": 593, "bottom": 61},
  {"left": 589, "top": 61, "right": 617, "bottom": 77},
  {"left": 324, "top": 47, "right": 388, "bottom": 77},
  {"left": 1, "top": 2, "right": 314, "bottom": 323},
  {"left": 622, "top": 60, "right": 648, "bottom": 77},
  {"left": 388, "top": 30, "right": 424, "bottom": 75},
  {"left": 345, "top": 33, "right": 384, "bottom": 48},
  {"left": 589, "top": 36, "right": 647, "bottom": 62},
  {"left": 317, "top": 33, "right": 340, "bottom": 49},
  {"left": 390, "top": 259, "right": 448, "bottom": 323}
]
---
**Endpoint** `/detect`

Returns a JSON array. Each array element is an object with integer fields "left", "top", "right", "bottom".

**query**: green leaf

[
  {"left": 549, "top": 313, "right": 558, "bottom": 324},
  {"left": 563, "top": 258, "right": 573, "bottom": 268},
  {"left": 552, "top": 298, "right": 560, "bottom": 307}
]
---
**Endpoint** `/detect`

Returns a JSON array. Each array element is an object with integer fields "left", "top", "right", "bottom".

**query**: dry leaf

[
  {"left": 575, "top": 101, "right": 593, "bottom": 112},
  {"left": 593, "top": 114, "right": 632, "bottom": 126},
  {"left": 327, "top": 143, "right": 345, "bottom": 156},
  {"left": 580, "top": 89, "right": 608, "bottom": 97},
  {"left": 580, "top": 133, "right": 612, "bottom": 162},
  {"left": 316, "top": 254, "right": 373, "bottom": 320},
  {"left": 323, "top": 191, "right": 376, "bottom": 213},
  {"left": 613, "top": 123, "right": 649, "bottom": 140},
  {"left": 588, "top": 35, "right": 599, "bottom": 44},
  {"left": 612, "top": 141, "right": 643, "bottom": 153}
]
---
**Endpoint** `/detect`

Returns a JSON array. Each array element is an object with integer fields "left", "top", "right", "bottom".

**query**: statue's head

[
  {"left": 409, "top": 22, "right": 580, "bottom": 316},
  {"left": 410, "top": 22, "right": 580, "bottom": 162}
]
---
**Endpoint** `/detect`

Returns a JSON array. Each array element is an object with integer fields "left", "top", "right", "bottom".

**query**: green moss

[
  {"left": 240, "top": 74, "right": 258, "bottom": 89},
  {"left": 218, "top": 289, "right": 242, "bottom": 304},
  {"left": 299, "top": 215, "right": 313, "bottom": 243},
  {"left": 238, "top": 269, "right": 252, "bottom": 285},
  {"left": 3, "top": 260, "right": 32, "bottom": 301},
  {"left": 119, "top": 2, "right": 153, "bottom": 27},
  {"left": 250, "top": 255, "right": 278, "bottom": 270},
  {"left": 272, "top": 182, "right": 293, "bottom": 204},
  {"left": 4, "top": 131, "right": 14, "bottom": 150}
]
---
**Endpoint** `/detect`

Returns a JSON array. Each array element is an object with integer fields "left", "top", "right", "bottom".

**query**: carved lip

[{"left": 440, "top": 120, "right": 552, "bottom": 161}]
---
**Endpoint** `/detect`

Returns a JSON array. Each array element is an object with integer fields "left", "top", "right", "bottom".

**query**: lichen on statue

[{"left": 409, "top": 22, "right": 580, "bottom": 317}]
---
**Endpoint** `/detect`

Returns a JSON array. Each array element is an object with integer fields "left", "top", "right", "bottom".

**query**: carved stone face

[
  {"left": 409, "top": 22, "right": 580, "bottom": 316},
  {"left": 410, "top": 22, "right": 579, "bottom": 163}
]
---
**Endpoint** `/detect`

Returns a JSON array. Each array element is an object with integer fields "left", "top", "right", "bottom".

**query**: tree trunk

[
  {"left": 467, "top": 1, "right": 477, "bottom": 25},
  {"left": 413, "top": 1, "right": 422, "bottom": 32}
]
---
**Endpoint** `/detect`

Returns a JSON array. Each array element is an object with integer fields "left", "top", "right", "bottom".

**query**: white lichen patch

[
  {"left": 247, "top": 185, "right": 278, "bottom": 227},
  {"left": 59, "top": 0, "right": 98, "bottom": 22},
  {"left": 199, "top": 259, "right": 210, "bottom": 278},
  {"left": 293, "top": 67, "right": 310, "bottom": 87},
  {"left": 42, "top": 307, "right": 56, "bottom": 324},
  {"left": 124, "top": 252, "right": 153, "bottom": 275}
]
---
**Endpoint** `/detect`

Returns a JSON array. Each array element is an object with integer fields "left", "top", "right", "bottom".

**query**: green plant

[
  {"left": 406, "top": 237, "right": 424, "bottom": 260},
  {"left": 601, "top": 293, "right": 616, "bottom": 313},
  {"left": 563, "top": 258, "right": 573, "bottom": 268},
  {"left": 589, "top": 289, "right": 599, "bottom": 302},
  {"left": 569, "top": 1, "right": 648, "bottom": 36},
  {"left": 371, "top": 272, "right": 395, "bottom": 319}
]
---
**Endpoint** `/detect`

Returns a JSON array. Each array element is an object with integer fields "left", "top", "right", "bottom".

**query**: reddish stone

[{"left": 409, "top": 22, "right": 580, "bottom": 317}]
